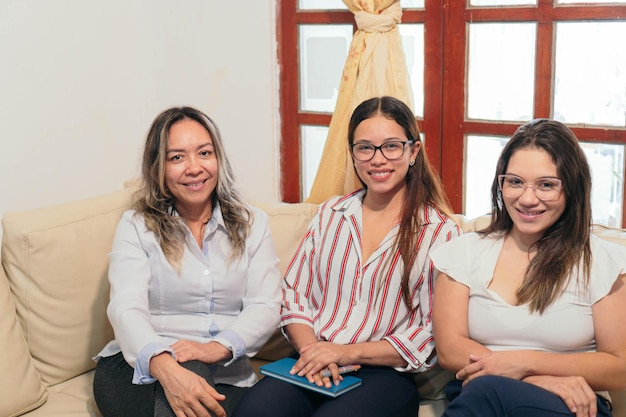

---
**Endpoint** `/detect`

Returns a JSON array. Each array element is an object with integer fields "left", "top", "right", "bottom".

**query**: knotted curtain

[{"left": 305, "top": 0, "right": 414, "bottom": 204}]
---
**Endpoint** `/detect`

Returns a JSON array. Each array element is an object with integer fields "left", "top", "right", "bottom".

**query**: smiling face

[
  {"left": 502, "top": 147, "right": 566, "bottom": 243},
  {"left": 351, "top": 114, "right": 420, "bottom": 201},
  {"left": 164, "top": 118, "right": 218, "bottom": 218}
]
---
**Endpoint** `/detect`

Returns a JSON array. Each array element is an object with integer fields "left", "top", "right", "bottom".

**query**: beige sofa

[{"left": 1, "top": 185, "right": 625, "bottom": 417}]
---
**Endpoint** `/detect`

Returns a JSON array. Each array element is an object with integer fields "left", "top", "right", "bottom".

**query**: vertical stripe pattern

[{"left": 281, "top": 190, "right": 462, "bottom": 372}]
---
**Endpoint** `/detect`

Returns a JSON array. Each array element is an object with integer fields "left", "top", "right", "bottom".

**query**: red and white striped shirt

[{"left": 281, "top": 190, "right": 461, "bottom": 372}]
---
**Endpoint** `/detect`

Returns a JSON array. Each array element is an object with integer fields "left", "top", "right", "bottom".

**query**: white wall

[{"left": 0, "top": 0, "right": 280, "bottom": 235}]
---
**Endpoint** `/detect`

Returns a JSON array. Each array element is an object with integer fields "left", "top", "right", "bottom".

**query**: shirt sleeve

[
  {"left": 280, "top": 207, "right": 321, "bottom": 329},
  {"left": 214, "top": 208, "right": 282, "bottom": 361},
  {"left": 430, "top": 232, "right": 487, "bottom": 287},
  {"left": 132, "top": 342, "right": 173, "bottom": 384},
  {"left": 384, "top": 217, "right": 462, "bottom": 372},
  {"left": 107, "top": 211, "right": 172, "bottom": 383}
]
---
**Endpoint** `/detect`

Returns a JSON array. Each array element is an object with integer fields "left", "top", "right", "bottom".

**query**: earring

[{"left": 409, "top": 159, "right": 415, "bottom": 166}]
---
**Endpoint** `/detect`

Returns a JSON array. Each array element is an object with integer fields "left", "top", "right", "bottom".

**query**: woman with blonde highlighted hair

[{"left": 93, "top": 106, "right": 281, "bottom": 417}]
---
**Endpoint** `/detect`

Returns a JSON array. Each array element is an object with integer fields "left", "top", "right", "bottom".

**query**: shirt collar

[
  {"left": 330, "top": 188, "right": 446, "bottom": 226},
  {"left": 169, "top": 202, "right": 226, "bottom": 233}
]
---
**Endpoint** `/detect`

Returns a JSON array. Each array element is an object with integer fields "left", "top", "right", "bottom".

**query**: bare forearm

[
  {"left": 437, "top": 336, "right": 491, "bottom": 372},
  {"left": 285, "top": 323, "right": 319, "bottom": 353},
  {"left": 149, "top": 352, "right": 180, "bottom": 381},
  {"left": 286, "top": 323, "right": 407, "bottom": 367},
  {"left": 523, "top": 350, "right": 626, "bottom": 391},
  {"left": 341, "top": 339, "right": 407, "bottom": 368}
]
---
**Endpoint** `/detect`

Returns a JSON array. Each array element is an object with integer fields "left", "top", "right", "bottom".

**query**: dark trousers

[
  {"left": 93, "top": 352, "right": 248, "bottom": 417},
  {"left": 442, "top": 375, "right": 613, "bottom": 417},
  {"left": 232, "top": 366, "right": 420, "bottom": 417}
]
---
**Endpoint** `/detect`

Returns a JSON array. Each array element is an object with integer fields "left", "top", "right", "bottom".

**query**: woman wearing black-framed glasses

[{"left": 234, "top": 96, "right": 461, "bottom": 417}]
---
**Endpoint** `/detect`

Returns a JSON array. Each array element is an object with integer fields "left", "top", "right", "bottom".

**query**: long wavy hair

[
  {"left": 133, "top": 106, "right": 252, "bottom": 268},
  {"left": 348, "top": 96, "right": 454, "bottom": 311},
  {"left": 480, "top": 118, "right": 592, "bottom": 313}
]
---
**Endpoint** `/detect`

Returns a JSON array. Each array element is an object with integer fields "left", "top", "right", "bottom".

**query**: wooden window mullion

[
  {"left": 534, "top": 2, "right": 555, "bottom": 119},
  {"left": 278, "top": 0, "right": 301, "bottom": 202},
  {"left": 422, "top": 0, "right": 444, "bottom": 175},
  {"left": 441, "top": 0, "right": 467, "bottom": 213}
]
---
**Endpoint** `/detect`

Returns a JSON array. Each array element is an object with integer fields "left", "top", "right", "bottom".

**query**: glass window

[
  {"left": 299, "top": 0, "right": 425, "bottom": 9},
  {"left": 301, "top": 125, "right": 329, "bottom": 200},
  {"left": 470, "top": 0, "right": 536, "bottom": 5},
  {"left": 554, "top": 21, "right": 626, "bottom": 127},
  {"left": 467, "top": 22, "right": 536, "bottom": 122},
  {"left": 583, "top": 143, "right": 624, "bottom": 227},
  {"left": 298, "top": 0, "right": 347, "bottom": 10},
  {"left": 465, "top": 135, "right": 509, "bottom": 218},
  {"left": 399, "top": 23, "right": 425, "bottom": 117},
  {"left": 402, "top": 0, "right": 425, "bottom": 8},
  {"left": 280, "top": 1, "right": 626, "bottom": 227},
  {"left": 299, "top": 24, "right": 352, "bottom": 113},
  {"left": 557, "top": 0, "right": 625, "bottom": 3}
]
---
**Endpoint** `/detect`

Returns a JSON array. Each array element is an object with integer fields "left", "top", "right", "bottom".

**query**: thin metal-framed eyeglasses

[
  {"left": 497, "top": 174, "right": 563, "bottom": 202},
  {"left": 350, "top": 140, "right": 414, "bottom": 162}
]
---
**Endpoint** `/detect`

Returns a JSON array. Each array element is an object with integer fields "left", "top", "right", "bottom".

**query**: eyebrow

[
  {"left": 354, "top": 137, "right": 406, "bottom": 143},
  {"left": 166, "top": 142, "right": 214, "bottom": 154},
  {"left": 504, "top": 173, "right": 560, "bottom": 180}
]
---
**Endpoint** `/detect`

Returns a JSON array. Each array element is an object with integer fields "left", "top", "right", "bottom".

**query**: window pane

[
  {"left": 399, "top": 24, "right": 425, "bottom": 117},
  {"left": 301, "top": 125, "right": 329, "bottom": 200},
  {"left": 583, "top": 143, "right": 624, "bottom": 228},
  {"left": 402, "top": 0, "right": 425, "bottom": 8},
  {"left": 465, "top": 135, "right": 509, "bottom": 219},
  {"left": 299, "top": 25, "right": 352, "bottom": 113},
  {"left": 467, "top": 23, "right": 536, "bottom": 122},
  {"left": 298, "top": 0, "right": 347, "bottom": 10},
  {"left": 298, "top": 0, "right": 424, "bottom": 9},
  {"left": 465, "top": 136, "right": 624, "bottom": 227},
  {"left": 470, "top": 0, "right": 536, "bottom": 5},
  {"left": 554, "top": 22, "right": 626, "bottom": 127},
  {"left": 558, "top": 0, "right": 625, "bottom": 3}
]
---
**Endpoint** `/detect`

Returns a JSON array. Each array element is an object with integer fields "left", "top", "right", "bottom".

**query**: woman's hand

[
  {"left": 456, "top": 351, "right": 530, "bottom": 385},
  {"left": 524, "top": 375, "right": 598, "bottom": 417},
  {"left": 171, "top": 340, "right": 232, "bottom": 364},
  {"left": 291, "top": 341, "right": 352, "bottom": 388},
  {"left": 150, "top": 352, "right": 226, "bottom": 417}
]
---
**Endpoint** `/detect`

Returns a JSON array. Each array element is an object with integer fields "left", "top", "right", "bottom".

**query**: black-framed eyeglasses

[{"left": 350, "top": 140, "right": 414, "bottom": 162}]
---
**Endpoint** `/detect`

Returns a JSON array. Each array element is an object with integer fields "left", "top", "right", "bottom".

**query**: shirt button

[{"left": 203, "top": 270, "right": 210, "bottom": 275}]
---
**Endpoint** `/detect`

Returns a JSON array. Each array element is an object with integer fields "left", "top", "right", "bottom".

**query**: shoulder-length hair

[
  {"left": 480, "top": 118, "right": 592, "bottom": 313},
  {"left": 134, "top": 106, "right": 252, "bottom": 268},
  {"left": 348, "top": 96, "right": 454, "bottom": 311}
]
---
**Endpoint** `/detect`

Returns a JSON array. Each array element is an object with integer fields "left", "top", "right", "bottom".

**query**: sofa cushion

[
  {"left": 23, "top": 371, "right": 102, "bottom": 417},
  {"left": 0, "top": 262, "right": 47, "bottom": 417},
  {"left": 1, "top": 188, "right": 133, "bottom": 387}
]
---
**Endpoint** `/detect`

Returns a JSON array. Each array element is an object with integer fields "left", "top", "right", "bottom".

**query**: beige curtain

[{"left": 305, "top": 0, "right": 414, "bottom": 204}]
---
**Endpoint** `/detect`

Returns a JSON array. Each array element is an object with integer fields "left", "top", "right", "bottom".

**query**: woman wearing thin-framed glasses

[
  {"left": 234, "top": 96, "right": 461, "bottom": 417},
  {"left": 431, "top": 119, "right": 626, "bottom": 417}
]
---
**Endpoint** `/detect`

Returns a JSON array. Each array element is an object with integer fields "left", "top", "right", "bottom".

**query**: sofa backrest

[
  {"left": 0, "top": 189, "right": 320, "bottom": 388},
  {"left": 1, "top": 188, "right": 133, "bottom": 387},
  {"left": 1, "top": 186, "right": 624, "bottom": 414},
  {"left": 0, "top": 258, "right": 47, "bottom": 417}
]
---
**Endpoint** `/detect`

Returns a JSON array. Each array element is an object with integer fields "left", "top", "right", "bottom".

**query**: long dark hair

[
  {"left": 348, "top": 96, "right": 453, "bottom": 311},
  {"left": 480, "top": 118, "right": 592, "bottom": 313}
]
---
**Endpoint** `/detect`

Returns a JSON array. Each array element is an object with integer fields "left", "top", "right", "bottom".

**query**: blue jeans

[
  {"left": 232, "top": 366, "right": 419, "bottom": 417},
  {"left": 442, "top": 376, "right": 613, "bottom": 417}
]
